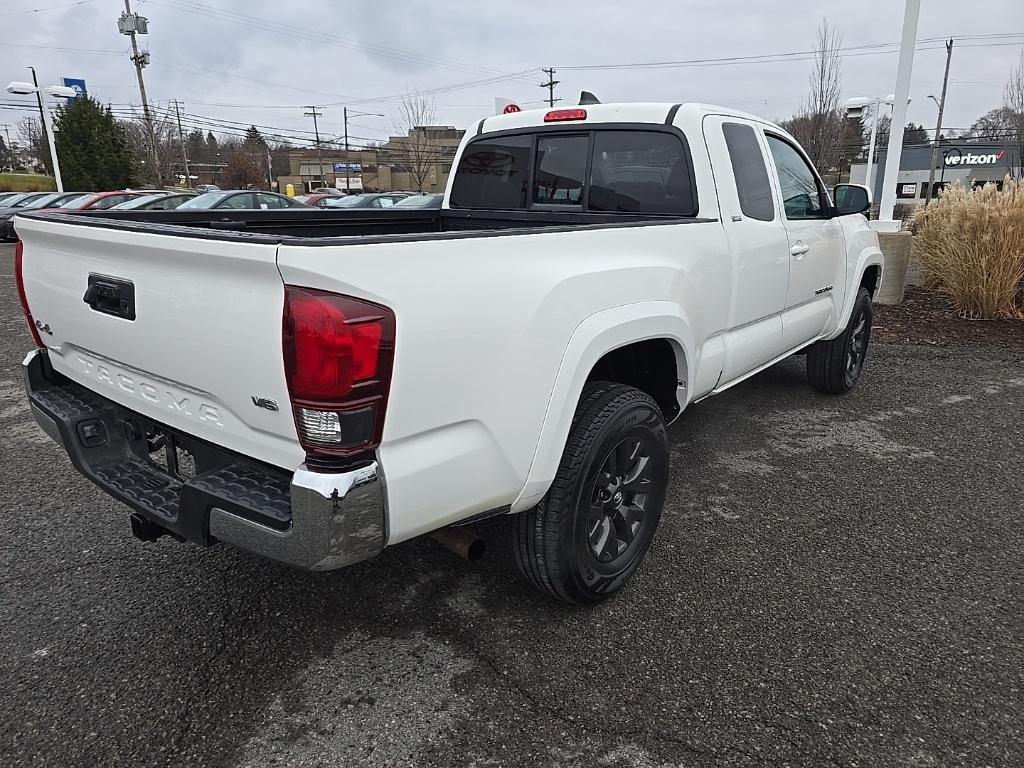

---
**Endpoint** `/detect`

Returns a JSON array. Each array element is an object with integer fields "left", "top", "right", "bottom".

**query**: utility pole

[
  {"left": 118, "top": 0, "right": 160, "bottom": 185},
  {"left": 343, "top": 107, "right": 350, "bottom": 193},
  {"left": 539, "top": 67, "right": 560, "bottom": 108},
  {"left": 171, "top": 100, "right": 191, "bottom": 188},
  {"left": 924, "top": 38, "right": 954, "bottom": 208},
  {"left": 27, "top": 67, "right": 51, "bottom": 170},
  {"left": 303, "top": 106, "right": 325, "bottom": 190}
]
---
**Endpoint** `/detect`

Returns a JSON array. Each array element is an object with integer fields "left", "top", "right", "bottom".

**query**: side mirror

[{"left": 833, "top": 184, "right": 871, "bottom": 216}]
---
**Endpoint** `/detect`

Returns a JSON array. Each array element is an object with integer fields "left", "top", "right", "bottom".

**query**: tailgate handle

[{"left": 83, "top": 274, "right": 136, "bottom": 321}]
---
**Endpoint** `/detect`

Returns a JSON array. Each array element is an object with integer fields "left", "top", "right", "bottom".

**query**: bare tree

[
  {"left": 391, "top": 92, "right": 440, "bottom": 192},
  {"left": 18, "top": 117, "right": 49, "bottom": 172},
  {"left": 781, "top": 19, "right": 847, "bottom": 177},
  {"left": 1004, "top": 51, "right": 1024, "bottom": 178}
]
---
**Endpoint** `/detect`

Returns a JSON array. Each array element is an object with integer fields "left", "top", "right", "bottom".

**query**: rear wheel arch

[{"left": 585, "top": 338, "right": 686, "bottom": 422}]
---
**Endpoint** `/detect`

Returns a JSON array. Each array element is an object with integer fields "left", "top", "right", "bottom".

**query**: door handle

[{"left": 790, "top": 241, "right": 809, "bottom": 258}]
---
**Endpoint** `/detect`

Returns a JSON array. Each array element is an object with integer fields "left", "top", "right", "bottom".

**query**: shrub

[{"left": 912, "top": 177, "right": 1024, "bottom": 319}]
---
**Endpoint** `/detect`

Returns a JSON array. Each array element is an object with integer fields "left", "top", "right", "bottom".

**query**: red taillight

[
  {"left": 544, "top": 108, "right": 587, "bottom": 122},
  {"left": 282, "top": 286, "right": 395, "bottom": 460},
  {"left": 14, "top": 240, "right": 44, "bottom": 349}
]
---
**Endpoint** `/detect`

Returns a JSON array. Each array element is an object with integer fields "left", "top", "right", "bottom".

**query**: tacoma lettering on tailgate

[{"left": 76, "top": 355, "right": 225, "bottom": 427}]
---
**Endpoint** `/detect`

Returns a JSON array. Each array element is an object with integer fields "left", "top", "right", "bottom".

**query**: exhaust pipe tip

[{"left": 431, "top": 527, "right": 485, "bottom": 562}]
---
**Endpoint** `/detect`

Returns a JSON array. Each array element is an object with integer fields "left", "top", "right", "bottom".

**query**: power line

[
  {"left": 556, "top": 34, "right": 1024, "bottom": 71},
  {"left": 0, "top": 0, "right": 98, "bottom": 17}
]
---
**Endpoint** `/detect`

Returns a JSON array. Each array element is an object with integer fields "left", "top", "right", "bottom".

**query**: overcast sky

[{"left": 2, "top": 0, "right": 1022, "bottom": 148}]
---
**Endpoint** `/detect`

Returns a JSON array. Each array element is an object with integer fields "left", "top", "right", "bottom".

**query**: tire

[
  {"left": 514, "top": 382, "right": 669, "bottom": 604},
  {"left": 807, "top": 287, "right": 873, "bottom": 394}
]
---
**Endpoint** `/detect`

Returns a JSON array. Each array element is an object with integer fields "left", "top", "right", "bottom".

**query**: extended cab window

[
  {"left": 449, "top": 134, "right": 532, "bottom": 209},
  {"left": 533, "top": 134, "right": 588, "bottom": 206},
  {"left": 589, "top": 131, "right": 694, "bottom": 214},
  {"left": 722, "top": 123, "right": 774, "bottom": 221},
  {"left": 765, "top": 135, "right": 829, "bottom": 219}
]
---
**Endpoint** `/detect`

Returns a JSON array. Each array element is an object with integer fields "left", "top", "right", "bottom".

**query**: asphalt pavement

[{"left": 1, "top": 242, "right": 1021, "bottom": 768}]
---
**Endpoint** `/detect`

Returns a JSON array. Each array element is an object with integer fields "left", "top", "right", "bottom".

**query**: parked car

[
  {"left": 293, "top": 193, "right": 332, "bottom": 208},
  {"left": 176, "top": 190, "right": 311, "bottom": 210},
  {"left": 321, "top": 192, "right": 411, "bottom": 209},
  {"left": 0, "top": 191, "right": 25, "bottom": 204},
  {"left": 311, "top": 187, "right": 346, "bottom": 196},
  {"left": 108, "top": 192, "right": 197, "bottom": 211},
  {"left": 392, "top": 193, "right": 443, "bottom": 209},
  {"left": 15, "top": 101, "right": 881, "bottom": 604},
  {"left": 0, "top": 192, "right": 91, "bottom": 240},
  {"left": 195, "top": 184, "right": 221, "bottom": 193},
  {"left": 50, "top": 191, "right": 151, "bottom": 212}
]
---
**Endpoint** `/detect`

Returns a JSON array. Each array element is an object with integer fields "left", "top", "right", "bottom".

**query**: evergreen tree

[
  {"left": 205, "top": 131, "right": 220, "bottom": 162},
  {"left": 903, "top": 122, "right": 930, "bottom": 145},
  {"left": 0, "top": 135, "right": 11, "bottom": 170},
  {"left": 243, "top": 125, "right": 265, "bottom": 148},
  {"left": 186, "top": 129, "right": 206, "bottom": 164},
  {"left": 52, "top": 96, "right": 136, "bottom": 190}
]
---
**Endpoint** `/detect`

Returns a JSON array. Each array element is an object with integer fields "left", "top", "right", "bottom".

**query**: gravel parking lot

[{"left": 1, "top": 242, "right": 1022, "bottom": 768}]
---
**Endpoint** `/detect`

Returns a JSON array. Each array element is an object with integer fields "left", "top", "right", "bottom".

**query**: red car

[
  {"left": 52, "top": 190, "right": 152, "bottom": 211},
  {"left": 294, "top": 193, "right": 332, "bottom": 208}
]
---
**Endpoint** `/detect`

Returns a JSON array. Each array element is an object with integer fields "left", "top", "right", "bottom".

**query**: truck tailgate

[{"left": 17, "top": 215, "right": 303, "bottom": 470}]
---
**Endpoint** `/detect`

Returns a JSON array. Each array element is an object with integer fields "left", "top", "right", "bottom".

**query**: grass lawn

[{"left": 0, "top": 173, "right": 56, "bottom": 192}]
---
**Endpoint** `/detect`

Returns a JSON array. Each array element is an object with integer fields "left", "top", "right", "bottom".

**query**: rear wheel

[
  {"left": 514, "top": 382, "right": 669, "bottom": 604},
  {"left": 807, "top": 287, "right": 873, "bottom": 394}
]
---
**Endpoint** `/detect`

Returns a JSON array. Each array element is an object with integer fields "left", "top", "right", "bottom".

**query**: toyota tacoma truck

[{"left": 15, "top": 101, "right": 883, "bottom": 604}]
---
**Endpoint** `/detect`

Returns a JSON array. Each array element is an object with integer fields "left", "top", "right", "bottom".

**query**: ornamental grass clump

[{"left": 912, "top": 177, "right": 1024, "bottom": 319}]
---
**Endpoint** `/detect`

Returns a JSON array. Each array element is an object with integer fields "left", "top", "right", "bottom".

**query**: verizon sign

[{"left": 945, "top": 150, "right": 1006, "bottom": 166}]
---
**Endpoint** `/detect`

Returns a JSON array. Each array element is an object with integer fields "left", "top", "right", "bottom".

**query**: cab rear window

[{"left": 450, "top": 128, "right": 696, "bottom": 215}]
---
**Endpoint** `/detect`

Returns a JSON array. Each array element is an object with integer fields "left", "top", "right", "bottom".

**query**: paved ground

[{"left": 1, "top": 242, "right": 1022, "bottom": 768}]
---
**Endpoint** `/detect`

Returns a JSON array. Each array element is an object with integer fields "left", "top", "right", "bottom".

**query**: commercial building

[
  {"left": 850, "top": 141, "right": 1018, "bottom": 206},
  {"left": 276, "top": 125, "right": 464, "bottom": 194}
]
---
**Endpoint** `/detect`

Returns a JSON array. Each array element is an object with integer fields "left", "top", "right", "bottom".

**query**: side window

[
  {"left": 257, "top": 193, "right": 285, "bottom": 209},
  {"left": 533, "top": 134, "right": 588, "bottom": 206},
  {"left": 378, "top": 197, "right": 395, "bottom": 208},
  {"left": 220, "top": 193, "right": 254, "bottom": 209},
  {"left": 765, "top": 135, "right": 828, "bottom": 219},
  {"left": 94, "top": 195, "right": 128, "bottom": 209},
  {"left": 588, "top": 131, "right": 695, "bottom": 214},
  {"left": 449, "top": 134, "right": 532, "bottom": 209},
  {"left": 722, "top": 123, "right": 774, "bottom": 221}
]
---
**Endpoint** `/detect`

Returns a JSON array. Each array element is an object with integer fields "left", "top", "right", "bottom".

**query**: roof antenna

[{"left": 579, "top": 91, "right": 601, "bottom": 105}]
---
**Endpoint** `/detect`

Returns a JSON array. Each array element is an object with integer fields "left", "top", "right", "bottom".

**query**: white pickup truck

[{"left": 16, "top": 101, "right": 883, "bottom": 604}]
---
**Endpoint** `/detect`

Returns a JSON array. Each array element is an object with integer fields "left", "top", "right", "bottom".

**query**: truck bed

[{"left": 19, "top": 207, "right": 713, "bottom": 242}]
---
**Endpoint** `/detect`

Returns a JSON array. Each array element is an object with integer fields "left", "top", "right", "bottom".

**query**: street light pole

[
  {"left": 39, "top": 99, "right": 63, "bottom": 192},
  {"left": 339, "top": 109, "right": 384, "bottom": 194},
  {"left": 864, "top": 97, "right": 881, "bottom": 194},
  {"left": 7, "top": 80, "right": 75, "bottom": 192},
  {"left": 924, "top": 39, "right": 954, "bottom": 208}
]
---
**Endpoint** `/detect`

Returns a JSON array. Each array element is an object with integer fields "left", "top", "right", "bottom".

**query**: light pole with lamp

[
  {"left": 938, "top": 147, "right": 960, "bottom": 193},
  {"left": 6, "top": 80, "right": 76, "bottom": 192},
  {"left": 846, "top": 95, "right": 896, "bottom": 199},
  {"left": 341, "top": 109, "right": 383, "bottom": 193}
]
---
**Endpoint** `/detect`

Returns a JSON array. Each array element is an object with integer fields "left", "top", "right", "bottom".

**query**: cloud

[{"left": 2, "top": 0, "right": 1021, "bottom": 144}]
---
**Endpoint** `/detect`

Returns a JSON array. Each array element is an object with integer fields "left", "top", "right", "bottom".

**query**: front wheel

[
  {"left": 807, "top": 287, "right": 873, "bottom": 394},
  {"left": 513, "top": 382, "right": 669, "bottom": 604}
]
